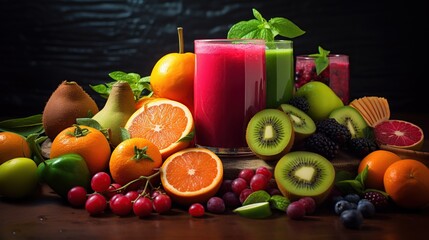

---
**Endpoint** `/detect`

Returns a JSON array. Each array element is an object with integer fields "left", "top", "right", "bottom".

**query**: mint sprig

[
  {"left": 90, "top": 71, "right": 152, "bottom": 101},
  {"left": 227, "top": 8, "right": 305, "bottom": 42},
  {"left": 309, "top": 46, "right": 331, "bottom": 75}
]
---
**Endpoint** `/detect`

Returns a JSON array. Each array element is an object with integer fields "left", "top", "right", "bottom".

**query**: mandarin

[
  {"left": 50, "top": 125, "right": 111, "bottom": 175},
  {"left": 149, "top": 27, "right": 194, "bottom": 113},
  {"left": 0, "top": 132, "right": 31, "bottom": 164},
  {"left": 109, "top": 138, "right": 162, "bottom": 187},
  {"left": 384, "top": 159, "right": 429, "bottom": 209},
  {"left": 357, "top": 150, "right": 401, "bottom": 190}
]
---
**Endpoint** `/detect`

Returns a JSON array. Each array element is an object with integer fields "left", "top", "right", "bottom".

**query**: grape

[
  {"left": 217, "top": 179, "right": 232, "bottom": 196},
  {"left": 238, "top": 168, "right": 255, "bottom": 184},
  {"left": 231, "top": 178, "right": 248, "bottom": 195},
  {"left": 67, "top": 186, "right": 87, "bottom": 208},
  {"left": 222, "top": 191, "right": 241, "bottom": 208},
  {"left": 85, "top": 193, "right": 107, "bottom": 216},
  {"left": 109, "top": 193, "right": 124, "bottom": 210},
  {"left": 133, "top": 197, "right": 153, "bottom": 217},
  {"left": 153, "top": 194, "right": 172, "bottom": 214},
  {"left": 110, "top": 194, "right": 133, "bottom": 216},
  {"left": 249, "top": 174, "right": 269, "bottom": 191},
  {"left": 188, "top": 203, "right": 205, "bottom": 217},
  {"left": 125, "top": 191, "right": 139, "bottom": 201},
  {"left": 239, "top": 188, "right": 253, "bottom": 204},
  {"left": 91, "top": 172, "right": 111, "bottom": 193},
  {"left": 206, "top": 196, "right": 225, "bottom": 214},
  {"left": 151, "top": 188, "right": 166, "bottom": 199},
  {"left": 286, "top": 201, "right": 306, "bottom": 220},
  {"left": 255, "top": 166, "right": 273, "bottom": 180},
  {"left": 298, "top": 197, "right": 316, "bottom": 215}
]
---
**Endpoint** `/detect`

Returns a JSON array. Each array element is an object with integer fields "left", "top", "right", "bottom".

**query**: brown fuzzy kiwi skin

[{"left": 42, "top": 81, "right": 99, "bottom": 140}]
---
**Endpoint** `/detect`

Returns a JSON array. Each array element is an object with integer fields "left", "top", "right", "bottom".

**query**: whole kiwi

[{"left": 42, "top": 81, "right": 99, "bottom": 140}]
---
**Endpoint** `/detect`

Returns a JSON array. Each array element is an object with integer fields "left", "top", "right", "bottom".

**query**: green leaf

[
  {"left": 76, "top": 118, "right": 102, "bottom": 130},
  {"left": 269, "top": 195, "right": 290, "bottom": 211},
  {"left": 120, "top": 127, "right": 131, "bottom": 142},
  {"left": 309, "top": 46, "right": 331, "bottom": 75},
  {"left": 252, "top": 8, "right": 265, "bottom": 22},
  {"left": 227, "top": 19, "right": 261, "bottom": 39},
  {"left": 242, "top": 190, "right": 271, "bottom": 206},
  {"left": 335, "top": 179, "right": 364, "bottom": 195},
  {"left": 269, "top": 17, "right": 306, "bottom": 38},
  {"left": 355, "top": 165, "right": 369, "bottom": 187},
  {"left": 0, "top": 114, "right": 44, "bottom": 137},
  {"left": 177, "top": 130, "right": 195, "bottom": 143}
]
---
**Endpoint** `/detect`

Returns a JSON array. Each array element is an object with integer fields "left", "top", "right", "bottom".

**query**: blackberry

[
  {"left": 316, "top": 118, "right": 351, "bottom": 146},
  {"left": 347, "top": 137, "right": 379, "bottom": 158},
  {"left": 304, "top": 133, "right": 339, "bottom": 160},
  {"left": 287, "top": 96, "right": 309, "bottom": 113}
]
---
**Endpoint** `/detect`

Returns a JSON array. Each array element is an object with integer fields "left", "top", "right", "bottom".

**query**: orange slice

[
  {"left": 349, "top": 96, "right": 390, "bottom": 127},
  {"left": 160, "top": 147, "right": 224, "bottom": 206},
  {"left": 124, "top": 98, "right": 194, "bottom": 159}
]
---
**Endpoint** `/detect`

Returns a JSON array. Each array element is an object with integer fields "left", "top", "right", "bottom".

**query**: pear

[
  {"left": 42, "top": 81, "right": 99, "bottom": 140},
  {"left": 92, "top": 81, "right": 136, "bottom": 147}
]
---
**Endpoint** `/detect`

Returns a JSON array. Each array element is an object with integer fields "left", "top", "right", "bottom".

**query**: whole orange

[
  {"left": 0, "top": 132, "right": 31, "bottom": 165},
  {"left": 149, "top": 27, "right": 194, "bottom": 113},
  {"left": 357, "top": 150, "right": 401, "bottom": 190},
  {"left": 109, "top": 138, "right": 162, "bottom": 187},
  {"left": 50, "top": 125, "right": 111, "bottom": 175},
  {"left": 384, "top": 159, "right": 429, "bottom": 209}
]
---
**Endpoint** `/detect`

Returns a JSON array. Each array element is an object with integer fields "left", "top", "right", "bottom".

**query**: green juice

[{"left": 265, "top": 45, "right": 294, "bottom": 108}]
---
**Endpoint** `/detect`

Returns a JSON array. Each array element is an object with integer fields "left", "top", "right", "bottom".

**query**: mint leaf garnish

[
  {"left": 309, "top": 46, "right": 331, "bottom": 75},
  {"left": 269, "top": 195, "right": 290, "bottom": 211},
  {"left": 90, "top": 71, "right": 152, "bottom": 101},
  {"left": 242, "top": 190, "right": 271, "bottom": 206},
  {"left": 227, "top": 8, "right": 305, "bottom": 41}
]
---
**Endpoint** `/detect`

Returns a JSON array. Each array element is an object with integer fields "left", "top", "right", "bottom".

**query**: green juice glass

[{"left": 265, "top": 40, "right": 294, "bottom": 108}]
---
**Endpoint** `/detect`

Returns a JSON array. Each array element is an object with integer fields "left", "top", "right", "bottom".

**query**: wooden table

[{"left": 1, "top": 112, "right": 428, "bottom": 239}]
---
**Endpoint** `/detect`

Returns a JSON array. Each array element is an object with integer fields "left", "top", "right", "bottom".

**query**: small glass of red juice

[
  {"left": 295, "top": 54, "right": 349, "bottom": 104},
  {"left": 194, "top": 39, "right": 266, "bottom": 156}
]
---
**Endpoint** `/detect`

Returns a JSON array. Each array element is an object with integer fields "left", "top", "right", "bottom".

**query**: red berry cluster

[{"left": 67, "top": 171, "right": 172, "bottom": 217}]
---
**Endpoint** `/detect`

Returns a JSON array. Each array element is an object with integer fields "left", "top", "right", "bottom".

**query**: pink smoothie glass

[
  {"left": 194, "top": 39, "right": 266, "bottom": 156},
  {"left": 295, "top": 54, "right": 350, "bottom": 104}
]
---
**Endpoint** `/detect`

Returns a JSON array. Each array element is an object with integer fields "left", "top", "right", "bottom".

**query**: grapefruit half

[{"left": 374, "top": 120, "right": 424, "bottom": 150}]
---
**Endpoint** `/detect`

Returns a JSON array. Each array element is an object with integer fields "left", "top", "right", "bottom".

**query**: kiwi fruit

[
  {"left": 42, "top": 81, "right": 99, "bottom": 140},
  {"left": 329, "top": 106, "right": 368, "bottom": 138},
  {"left": 245, "top": 109, "right": 295, "bottom": 161},
  {"left": 274, "top": 151, "right": 335, "bottom": 205},
  {"left": 279, "top": 104, "right": 316, "bottom": 142}
]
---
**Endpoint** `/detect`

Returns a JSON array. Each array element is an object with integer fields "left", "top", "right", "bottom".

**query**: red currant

[
  {"left": 125, "top": 191, "right": 139, "bottom": 201},
  {"left": 153, "top": 194, "right": 172, "bottom": 214},
  {"left": 91, "top": 172, "right": 111, "bottom": 193},
  {"left": 188, "top": 203, "right": 205, "bottom": 217},
  {"left": 133, "top": 197, "right": 153, "bottom": 217},
  {"left": 85, "top": 193, "right": 107, "bottom": 216},
  {"left": 110, "top": 195, "right": 132, "bottom": 216},
  {"left": 67, "top": 186, "right": 87, "bottom": 208}
]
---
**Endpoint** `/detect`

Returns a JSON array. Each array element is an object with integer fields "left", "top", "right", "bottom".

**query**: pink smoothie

[{"left": 194, "top": 40, "right": 266, "bottom": 153}]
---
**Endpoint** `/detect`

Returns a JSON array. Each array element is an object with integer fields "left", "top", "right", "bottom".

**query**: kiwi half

[
  {"left": 274, "top": 151, "right": 335, "bottom": 205},
  {"left": 246, "top": 109, "right": 295, "bottom": 161},
  {"left": 329, "top": 106, "right": 368, "bottom": 138},
  {"left": 279, "top": 104, "right": 316, "bottom": 142}
]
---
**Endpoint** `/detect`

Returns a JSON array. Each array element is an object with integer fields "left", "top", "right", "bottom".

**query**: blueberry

[
  {"left": 340, "top": 209, "right": 364, "bottom": 229},
  {"left": 334, "top": 200, "right": 353, "bottom": 215},
  {"left": 344, "top": 193, "right": 361, "bottom": 204},
  {"left": 357, "top": 200, "right": 376, "bottom": 218}
]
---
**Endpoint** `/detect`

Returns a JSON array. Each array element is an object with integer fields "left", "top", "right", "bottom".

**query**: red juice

[
  {"left": 194, "top": 39, "right": 266, "bottom": 155},
  {"left": 295, "top": 54, "right": 349, "bottom": 104}
]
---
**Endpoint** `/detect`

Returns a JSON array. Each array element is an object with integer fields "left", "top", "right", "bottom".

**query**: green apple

[
  {"left": 295, "top": 81, "right": 344, "bottom": 121},
  {"left": 0, "top": 157, "right": 39, "bottom": 199}
]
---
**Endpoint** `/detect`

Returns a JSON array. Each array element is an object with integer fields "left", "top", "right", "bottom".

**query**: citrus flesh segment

[
  {"left": 233, "top": 202, "right": 272, "bottom": 219},
  {"left": 160, "top": 148, "right": 223, "bottom": 206},
  {"left": 125, "top": 98, "right": 194, "bottom": 159},
  {"left": 374, "top": 120, "right": 424, "bottom": 150}
]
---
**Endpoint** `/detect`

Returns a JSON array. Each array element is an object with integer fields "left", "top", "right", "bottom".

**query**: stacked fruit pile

[{"left": 1, "top": 10, "right": 429, "bottom": 231}]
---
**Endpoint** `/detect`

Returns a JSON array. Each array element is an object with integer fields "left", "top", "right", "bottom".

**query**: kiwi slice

[
  {"left": 274, "top": 151, "right": 335, "bottom": 204},
  {"left": 279, "top": 104, "right": 316, "bottom": 142},
  {"left": 246, "top": 109, "right": 295, "bottom": 161},
  {"left": 329, "top": 106, "right": 368, "bottom": 138}
]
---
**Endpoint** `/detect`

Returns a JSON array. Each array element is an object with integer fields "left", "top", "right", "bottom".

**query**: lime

[{"left": 233, "top": 202, "right": 272, "bottom": 219}]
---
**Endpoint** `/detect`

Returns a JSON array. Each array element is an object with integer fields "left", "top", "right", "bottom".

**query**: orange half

[
  {"left": 125, "top": 98, "right": 194, "bottom": 159},
  {"left": 160, "top": 148, "right": 224, "bottom": 206}
]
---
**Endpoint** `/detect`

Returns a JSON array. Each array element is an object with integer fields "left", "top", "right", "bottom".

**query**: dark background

[{"left": 0, "top": 0, "right": 427, "bottom": 119}]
